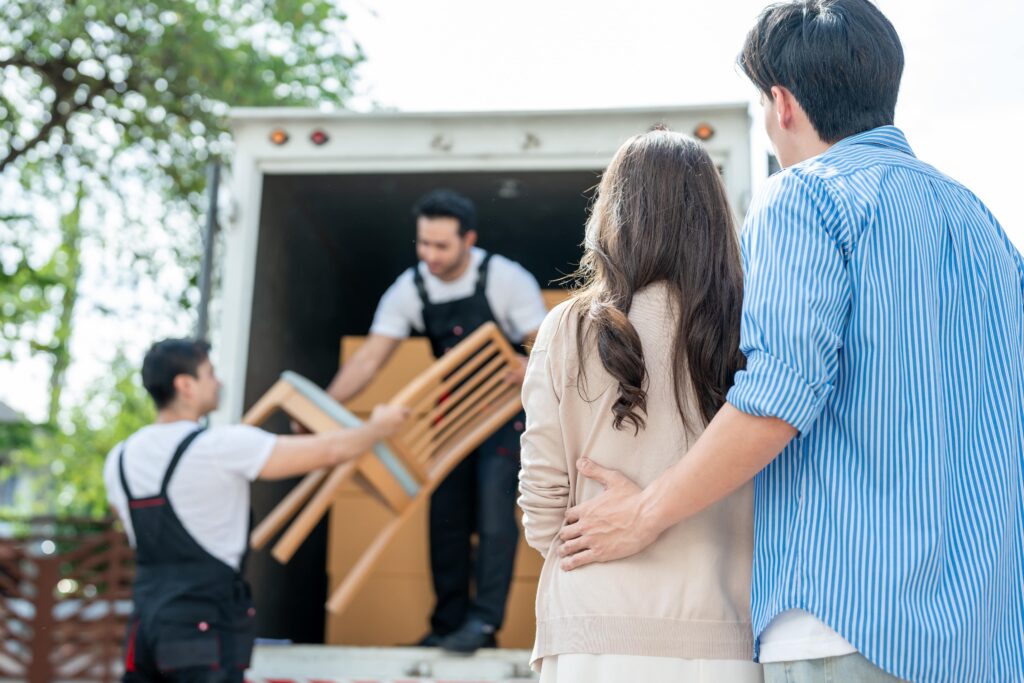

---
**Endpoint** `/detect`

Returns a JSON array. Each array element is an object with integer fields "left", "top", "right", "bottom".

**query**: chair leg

[
  {"left": 271, "top": 458, "right": 359, "bottom": 564},
  {"left": 325, "top": 494, "right": 428, "bottom": 615},
  {"left": 250, "top": 469, "right": 329, "bottom": 550}
]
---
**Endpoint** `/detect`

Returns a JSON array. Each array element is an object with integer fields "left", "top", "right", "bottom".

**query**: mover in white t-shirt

[
  {"left": 322, "top": 189, "right": 548, "bottom": 655},
  {"left": 104, "top": 338, "right": 407, "bottom": 682}
]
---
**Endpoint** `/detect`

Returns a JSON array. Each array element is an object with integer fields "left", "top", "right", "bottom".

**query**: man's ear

[
  {"left": 172, "top": 373, "right": 193, "bottom": 401},
  {"left": 463, "top": 230, "right": 478, "bottom": 249},
  {"left": 770, "top": 85, "right": 796, "bottom": 131}
]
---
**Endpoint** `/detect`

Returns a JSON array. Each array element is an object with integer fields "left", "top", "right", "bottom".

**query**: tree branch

[
  {"left": 0, "top": 57, "right": 37, "bottom": 70},
  {"left": 0, "top": 58, "right": 117, "bottom": 173},
  {"left": 0, "top": 95, "right": 85, "bottom": 173}
]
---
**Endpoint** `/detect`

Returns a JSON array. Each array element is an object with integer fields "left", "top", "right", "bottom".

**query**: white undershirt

[
  {"left": 369, "top": 247, "right": 548, "bottom": 343},
  {"left": 758, "top": 609, "right": 858, "bottom": 663},
  {"left": 103, "top": 421, "right": 276, "bottom": 570}
]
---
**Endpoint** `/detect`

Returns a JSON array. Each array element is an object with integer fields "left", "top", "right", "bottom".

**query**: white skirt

[{"left": 538, "top": 654, "right": 764, "bottom": 683}]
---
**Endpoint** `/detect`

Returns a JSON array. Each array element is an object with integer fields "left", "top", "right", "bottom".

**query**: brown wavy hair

[{"left": 571, "top": 129, "right": 744, "bottom": 434}]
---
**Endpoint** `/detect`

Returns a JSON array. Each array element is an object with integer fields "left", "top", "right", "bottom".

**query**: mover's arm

[
  {"left": 504, "top": 327, "right": 540, "bottom": 385},
  {"left": 259, "top": 404, "right": 409, "bottom": 480},
  {"left": 325, "top": 333, "right": 403, "bottom": 403}
]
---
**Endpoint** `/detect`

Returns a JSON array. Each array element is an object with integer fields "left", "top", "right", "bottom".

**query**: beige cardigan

[{"left": 518, "top": 283, "right": 754, "bottom": 669}]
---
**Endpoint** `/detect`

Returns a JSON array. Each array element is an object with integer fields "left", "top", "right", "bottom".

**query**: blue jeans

[{"left": 764, "top": 654, "right": 906, "bottom": 683}]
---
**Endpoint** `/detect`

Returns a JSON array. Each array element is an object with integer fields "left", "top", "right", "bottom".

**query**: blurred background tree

[{"left": 0, "top": 0, "right": 364, "bottom": 516}]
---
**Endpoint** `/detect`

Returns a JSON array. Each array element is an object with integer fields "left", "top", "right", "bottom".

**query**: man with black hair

[
  {"left": 555, "top": 1, "right": 1024, "bottom": 682},
  {"left": 324, "top": 188, "right": 548, "bottom": 654},
  {"left": 104, "top": 339, "right": 408, "bottom": 681}
]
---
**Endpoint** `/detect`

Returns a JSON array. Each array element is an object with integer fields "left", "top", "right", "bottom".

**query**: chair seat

[{"left": 280, "top": 371, "right": 420, "bottom": 497}]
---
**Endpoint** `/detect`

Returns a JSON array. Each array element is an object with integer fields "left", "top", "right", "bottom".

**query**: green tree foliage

[
  {"left": 0, "top": 0, "right": 363, "bottom": 516},
  {"left": 4, "top": 354, "right": 155, "bottom": 517},
  {"left": 1, "top": 0, "right": 362, "bottom": 192}
]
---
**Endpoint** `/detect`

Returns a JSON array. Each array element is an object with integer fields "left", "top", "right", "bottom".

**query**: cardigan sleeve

[{"left": 517, "top": 307, "right": 572, "bottom": 555}]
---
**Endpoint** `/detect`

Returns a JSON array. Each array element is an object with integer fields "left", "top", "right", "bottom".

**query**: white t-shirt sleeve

[
  {"left": 192, "top": 425, "right": 278, "bottom": 481},
  {"left": 487, "top": 256, "right": 549, "bottom": 342},
  {"left": 369, "top": 269, "right": 424, "bottom": 339}
]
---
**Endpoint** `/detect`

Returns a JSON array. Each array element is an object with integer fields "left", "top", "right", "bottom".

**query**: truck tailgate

[{"left": 248, "top": 645, "right": 538, "bottom": 683}]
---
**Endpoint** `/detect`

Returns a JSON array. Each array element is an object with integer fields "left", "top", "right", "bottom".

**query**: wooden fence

[{"left": 0, "top": 516, "right": 132, "bottom": 683}]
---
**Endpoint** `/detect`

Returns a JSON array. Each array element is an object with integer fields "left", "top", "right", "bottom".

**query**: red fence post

[{"left": 28, "top": 552, "right": 57, "bottom": 683}]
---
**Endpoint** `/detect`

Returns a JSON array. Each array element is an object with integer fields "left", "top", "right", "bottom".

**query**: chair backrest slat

[
  {"left": 425, "top": 385, "right": 523, "bottom": 475},
  {"left": 390, "top": 323, "right": 511, "bottom": 408},
  {"left": 404, "top": 353, "right": 507, "bottom": 450},
  {"left": 408, "top": 343, "right": 500, "bottom": 416},
  {"left": 434, "top": 375, "right": 515, "bottom": 444},
  {"left": 391, "top": 323, "right": 521, "bottom": 472},
  {"left": 419, "top": 366, "right": 510, "bottom": 446}
]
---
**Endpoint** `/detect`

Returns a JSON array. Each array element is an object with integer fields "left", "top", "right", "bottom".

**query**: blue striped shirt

[{"left": 726, "top": 126, "right": 1024, "bottom": 682}]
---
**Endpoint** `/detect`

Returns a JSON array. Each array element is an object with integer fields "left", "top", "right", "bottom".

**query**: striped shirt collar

[{"left": 826, "top": 124, "right": 916, "bottom": 157}]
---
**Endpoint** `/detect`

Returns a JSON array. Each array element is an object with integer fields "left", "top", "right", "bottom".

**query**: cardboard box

[{"left": 325, "top": 573, "right": 435, "bottom": 646}]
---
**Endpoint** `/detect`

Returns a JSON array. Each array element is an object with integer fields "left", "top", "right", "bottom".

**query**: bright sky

[
  {"left": 344, "top": 0, "right": 1024, "bottom": 242},
  {"left": 2, "top": 0, "right": 1022, "bottom": 423}
]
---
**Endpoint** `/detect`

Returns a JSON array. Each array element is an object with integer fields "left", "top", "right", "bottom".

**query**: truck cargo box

[{"left": 218, "top": 105, "right": 754, "bottom": 645}]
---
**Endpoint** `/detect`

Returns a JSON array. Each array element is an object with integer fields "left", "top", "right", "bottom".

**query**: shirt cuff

[
  {"left": 726, "top": 350, "right": 833, "bottom": 435},
  {"left": 368, "top": 321, "right": 410, "bottom": 340}
]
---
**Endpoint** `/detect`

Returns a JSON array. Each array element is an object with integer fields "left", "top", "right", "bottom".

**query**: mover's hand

[
  {"left": 369, "top": 404, "right": 411, "bottom": 437},
  {"left": 503, "top": 354, "right": 529, "bottom": 385},
  {"left": 557, "top": 458, "right": 656, "bottom": 570}
]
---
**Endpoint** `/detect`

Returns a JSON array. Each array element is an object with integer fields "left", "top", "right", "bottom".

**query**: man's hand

[
  {"left": 557, "top": 406, "right": 796, "bottom": 571},
  {"left": 368, "top": 404, "right": 411, "bottom": 438},
  {"left": 557, "top": 458, "right": 659, "bottom": 571},
  {"left": 504, "top": 354, "right": 529, "bottom": 385}
]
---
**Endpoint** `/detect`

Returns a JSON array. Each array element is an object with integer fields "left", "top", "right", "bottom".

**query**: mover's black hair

[
  {"left": 412, "top": 189, "right": 477, "bottom": 235},
  {"left": 142, "top": 338, "right": 211, "bottom": 409}
]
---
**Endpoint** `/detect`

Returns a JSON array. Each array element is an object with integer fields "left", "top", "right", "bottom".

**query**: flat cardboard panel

[
  {"left": 541, "top": 288, "right": 571, "bottom": 311},
  {"left": 325, "top": 574, "right": 435, "bottom": 646},
  {"left": 324, "top": 574, "right": 539, "bottom": 649},
  {"left": 327, "top": 489, "right": 430, "bottom": 578},
  {"left": 326, "top": 488, "right": 543, "bottom": 647},
  {"left": 328, "top": 491, "right": 542, "bottom": 582}
]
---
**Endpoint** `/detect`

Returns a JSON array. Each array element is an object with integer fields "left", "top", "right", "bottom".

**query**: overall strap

[
  {"left": 117, "top": 444, "right": 135, "bottom": 501},
  {"left": 474, "top": 252, "right": 494, "bottom": 296},
  {"left": 159, "top": 428, "right": 206, "bottom": 495},
  {"left": 411, "top": 265, "right": 431, "bottom": 309}
]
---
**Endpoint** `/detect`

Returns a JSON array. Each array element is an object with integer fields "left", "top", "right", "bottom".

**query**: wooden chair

[{"left": 243, "top": 321, "right": 524, "bottom": 614}]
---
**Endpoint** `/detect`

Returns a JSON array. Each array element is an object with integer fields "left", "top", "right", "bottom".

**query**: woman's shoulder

[{"left": 532, "top": 298, "right": 583, "bottom": 354}]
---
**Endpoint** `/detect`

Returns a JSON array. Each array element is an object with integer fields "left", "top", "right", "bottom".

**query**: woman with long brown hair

[{"left": 518, "top": 129, "right": 761, "bottom": 682}]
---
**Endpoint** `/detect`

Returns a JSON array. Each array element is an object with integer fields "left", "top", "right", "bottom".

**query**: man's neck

[
  {"left": 785, "top": 137, "right": 833, "bottom": 167},
  {"left": 156, "top": 405, "right": 204, "bottom": 424},
  {"left": 434, "top": 250, "right": 474, "bottom": 283}
]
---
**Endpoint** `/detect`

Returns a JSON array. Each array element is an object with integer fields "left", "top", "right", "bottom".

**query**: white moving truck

[{"left": 216, "top": 104, "right": 759, "bottom": 680}]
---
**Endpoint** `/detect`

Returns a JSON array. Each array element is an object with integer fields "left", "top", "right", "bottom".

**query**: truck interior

[{"left": 244, "top": 169, "right": 600, "bottom": 645}]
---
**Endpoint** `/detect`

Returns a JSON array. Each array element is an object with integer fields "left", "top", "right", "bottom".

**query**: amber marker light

[
  {"left": 693, "top": 123, "right": 715, "bottom": 141},
  {"left": 310, "top": 129, "right": 329, "bottom": 146},
  {"left": 269, "top": 128, "right": 289, "bottom": 145}
]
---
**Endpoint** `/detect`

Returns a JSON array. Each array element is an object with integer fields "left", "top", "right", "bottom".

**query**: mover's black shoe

[
  {"left": 439, "top": 618, "right": 497, "bottom": 655},
  {"left": 409, "top": 632, "right": 443, "bottom": 647}
]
